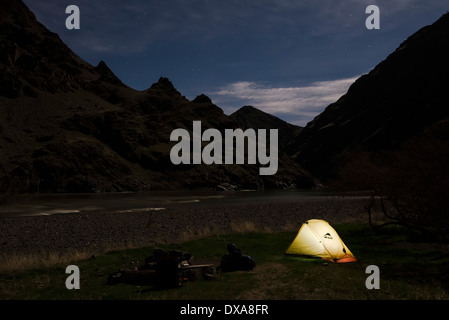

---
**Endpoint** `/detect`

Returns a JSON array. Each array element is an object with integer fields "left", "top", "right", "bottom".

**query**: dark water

[{"left": 0, "top": 189, "right": 357, "bottom": 218}]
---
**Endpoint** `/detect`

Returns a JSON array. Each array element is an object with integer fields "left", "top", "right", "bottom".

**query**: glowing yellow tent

[{"left": 285, "top": 219, "right": 356, "bottom": 263}]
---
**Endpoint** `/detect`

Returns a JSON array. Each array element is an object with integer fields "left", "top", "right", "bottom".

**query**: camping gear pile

[
  {"left": 107, "top": 243, "right": 256, "bottom": 288},
  {"left": 220, "top": 243, "right": 256, "bottom": 272},
  {"left": 107, "top": 248, "right": 217, "bottom": 288}
]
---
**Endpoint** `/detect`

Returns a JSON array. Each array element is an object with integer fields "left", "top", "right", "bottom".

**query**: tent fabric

[{"left": 285, "top": 219, "right": 356, "bottom": 263}]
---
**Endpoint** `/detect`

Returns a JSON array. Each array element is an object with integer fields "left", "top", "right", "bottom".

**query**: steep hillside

[
  {"left": 288, "top": 12, "right": 449, "bottom": 180},
  {"left": 0, "top": 0, "right": 316, "bottom": 193}
]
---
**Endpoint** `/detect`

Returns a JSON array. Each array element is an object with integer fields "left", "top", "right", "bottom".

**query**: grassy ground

[{"left": 1, "top": 223, "right": 448, "bottom": 300}]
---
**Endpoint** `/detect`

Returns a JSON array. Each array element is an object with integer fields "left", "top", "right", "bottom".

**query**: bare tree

[{"left": 330, "top": 136, "right": 449, "bottom": 240}]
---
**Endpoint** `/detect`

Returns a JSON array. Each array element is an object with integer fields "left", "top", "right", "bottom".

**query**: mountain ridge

[
  {"left": 230, "top": 105, "right": 303, "bottom": 151},
  {"left": 2, "top": 1, "right": 448, "bottom": 194},
  {"left": 0, "top": 0, "right": 316, "bottom": 193},
  {"left": 288, "top": 12, "right": 449, "bottom": 180}
]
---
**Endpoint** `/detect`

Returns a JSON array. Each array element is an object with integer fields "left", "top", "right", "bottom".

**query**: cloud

[{"left": 209, "top": 76, "right": 360, "bottom": 126}]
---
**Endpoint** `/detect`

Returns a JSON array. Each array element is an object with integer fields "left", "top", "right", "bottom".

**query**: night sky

[{"left": 23, "top": 1, "right": 448, "bottom": 126}]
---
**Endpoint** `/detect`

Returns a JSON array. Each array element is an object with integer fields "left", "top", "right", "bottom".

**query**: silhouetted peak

[
  {"left": 93, "top": 60, "right": 125, "bottom": 86},
  {"left": 95, "top": 60, "right": 111, "bottom": 73},
  {"left": 150, "top": 77, "right": 175, "bottom": 90},
  {"left": 193, "top": 94, "right": 212, "bottom": 104},
  {"left": 230, "top": 105, "right": 303, "bottom": 151},
  {"left": 147, "top": 77, "right": 184, "bottom": 97},
  {"left": 236, "top": 105, "right": 258, "bottom": 113},
  {"left": 231, "top": 105, "right": 297, "bottom": 129},
  {"left": 232, "top": 105, "right": 281, "bottom": 121}
]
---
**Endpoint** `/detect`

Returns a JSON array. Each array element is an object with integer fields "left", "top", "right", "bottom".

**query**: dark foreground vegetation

[{"left": 1, "top": 223, "right": 448, "bottom": 300}]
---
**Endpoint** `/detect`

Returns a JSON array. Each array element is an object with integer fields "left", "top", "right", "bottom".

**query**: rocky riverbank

[{"left": 0, "top": 197, "right": 369, "bottom": 259}]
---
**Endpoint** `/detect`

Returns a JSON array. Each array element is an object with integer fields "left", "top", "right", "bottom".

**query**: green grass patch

[{"left": 1, "top": 223, "right": 448, "bottom": 300}]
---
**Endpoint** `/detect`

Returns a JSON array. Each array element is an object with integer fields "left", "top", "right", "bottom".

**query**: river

[{"left": 0, "top": 189, "right": 360, "bottom": 218}]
